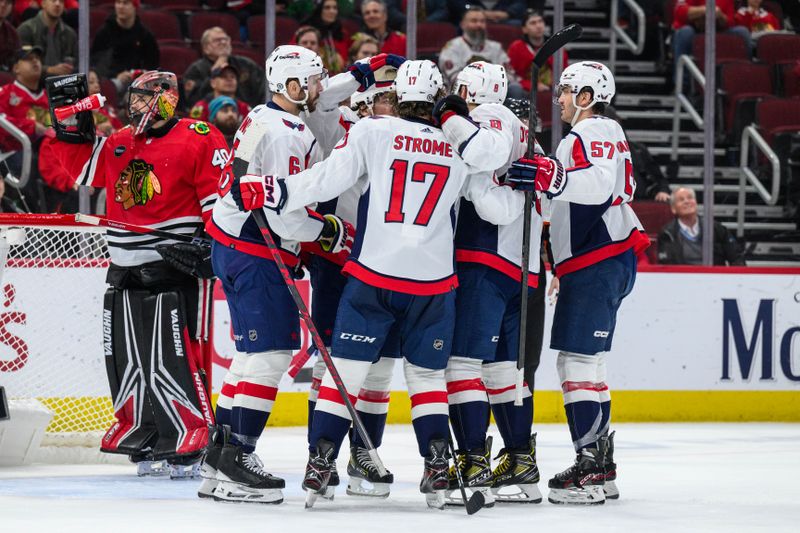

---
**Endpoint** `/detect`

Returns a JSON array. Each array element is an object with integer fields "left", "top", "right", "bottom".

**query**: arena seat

[
  {"left": 189, "top": 12, "right": 241, "bottom": 43},
  {"left": 157, "top": 46, "right": 200, "bottom": 77},
  {"left": 153, "top": 0, "right": 202, "bottom": 12},
  {"left": 630, "top": 201, "right": 673, "bottom": 263},
  {"left": 232, "top": 46, "right": 265, "bottom": 65},
  {"left": 247, "top": 15, "right": 299, "bottom": 47},
  {"left": 781, "top": 62, "right": 800, "bottom": 98},
  {"left": 487, "top": 23, "right": 522, "bottom": 51},
  {"left": 691, "top": 33, "right": 748, "bottom": 70},
  {"left": 719, "top": 61, "right": 772, "bottom": 138},
  {"left": 417, "top": 22, "right": 457, "bottom": 57},
  {"left": 139, "top": 10, "right": 184, "bottom": 45},
  {"left": 755, "top": 97, "right": 800, "bottom": 146}
]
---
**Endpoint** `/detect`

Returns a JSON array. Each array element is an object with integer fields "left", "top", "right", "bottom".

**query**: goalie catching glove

[
  {"left": 507, "top": 155, "right": 567, "bottom": 197},
  {"left": 156, "top": 238, "right": 215, "bottom": 279},
  {"left": 231, "top": 174, "right": 286, "bottom": 213}
]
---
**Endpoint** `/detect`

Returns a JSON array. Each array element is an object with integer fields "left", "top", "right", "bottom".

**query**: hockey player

[
  {"left": 507, "top": 61, "right": 650, "bottom": 504},
  {"left": 432, "top": 62, "right": 543, "bottom": 505},
  {"left": 302, "top": 61, "right": 402, "bottom": 499},
  {"left": 46, "top": 71, "right": 224, "bottom": 477},
  {"left": 229, "top": 59, "right": 529, "bottom": 509}
]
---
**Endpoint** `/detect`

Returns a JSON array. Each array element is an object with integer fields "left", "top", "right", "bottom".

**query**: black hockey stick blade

[
  {"left": 465, "top": 490, "right": 485, "bottom": 515},
  {"left": 532, "top": 23, "right": 583, "bottom": 69},
  {"left": 447, "top": 434, "right": 485, "bottom": 516}
]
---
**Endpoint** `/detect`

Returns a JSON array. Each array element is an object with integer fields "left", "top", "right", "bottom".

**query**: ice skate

[
  {"left": 547, "top": 447, "right": 606, "bottom": 505},
  {"left": 303, "top": 439, "right": 336, "bottom": 508},
  {"left": 197, "top": 427, "right": 226, "bottom": 498},
  {"left": 491, "top": 433, "right": 542, "bottom": 503},
  {"left": 346, "top": 446, "right": 393, "bottom": 498},
  {"left": 445, "top": 437, "right": 495, "bottom": 507},
  {"left": 168, "top": 460, "right": 201, "bottom": 480},
  {"left": 420, "top": 439, "right": 450, "bottom": 510},
  {"left": 212, "top": 444, "right": 285, "bottom": 504},
  {"left": 600, "top": 431, "right": 619, "bottom": 499},
  {"left": 133, "top": 458, "right": 169, "bottom": 477}
]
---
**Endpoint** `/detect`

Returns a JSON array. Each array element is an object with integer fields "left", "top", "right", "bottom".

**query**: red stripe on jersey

[
  {"left": 207, "top": 219, "right": 300, "bottom": 267},
  {"left": 486, "top": 383, "right": 528, "bottom": 395},
  {"left": 342, "top": 260, "right": 458, "bottom": 296},
  {"left": 220, "top": 382, "right": 236, "bottom": 398},
  {"left": 236, "top": 381, "right": 278, "bottom": 400},
  {"left": 556, "top": 229, "right": 650, "bottom": 277},
  {"left": 455, "top": 249, "right": 540, "bottom": 287},
  {"left": 561, "top": 380, "right": 609, "bottom": 393},
  {"left": 306, "top": 208, "right": 325, "bottom": 223},
  {"left": 567, "top": 134, "right": 592, "bottom": 172},
  {"left": 410, "top": 391, "right": 448, "bottom": 406},
  {"left": 446, "top": 378, "right": 486, "bottom": 394},
  {"left": 318, "top": 385, "right": 357, "bottom": 406},
  {"left": 358, "top": 389, "right": 391, "bottom": 403}
]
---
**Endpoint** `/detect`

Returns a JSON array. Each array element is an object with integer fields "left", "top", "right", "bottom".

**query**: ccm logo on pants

[
  {"left": 593, "top": 330, "right": 610, "bottom": 338},
  {"left": 340, "top": 333, "right": 377, "bottom": 343}
]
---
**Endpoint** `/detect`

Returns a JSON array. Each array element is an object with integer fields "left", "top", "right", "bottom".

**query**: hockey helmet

[
  {"left": 556, "top": 61, "right": 615, "bottom": 125},
  {"left": 350, "top": 63, "right": 398, "bottom": 115},
  {"left": 394, "top": 60, "right": 443, "bottom": 104},
  {"left": 128, "top": 70, "right": 179, "bottom": 136},
  {"left": 453, "top": 61, "right": 507, "bottom": 105},
  {"left": 266, "top": 45, "right": 326, "bottom": 106}
]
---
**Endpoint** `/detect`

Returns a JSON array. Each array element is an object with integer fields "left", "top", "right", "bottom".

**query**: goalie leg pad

[
  {"left": 558, "top": 351, "right": 604, "bottom": 451},
  {"left": 141, "top": 291, "right": 214, "bottom": 461},
  {"left": 101, "top": 288, "right": 158, "bottom": 457}
]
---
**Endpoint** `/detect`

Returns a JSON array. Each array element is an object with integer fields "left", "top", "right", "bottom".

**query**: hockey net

[{"left": 0, "top": 214, "right": 116, "bottom": 455}]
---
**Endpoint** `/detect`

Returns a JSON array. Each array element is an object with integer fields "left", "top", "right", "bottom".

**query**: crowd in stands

[{"left": 0, "top": 0, "right": 796, "bottom": 263}]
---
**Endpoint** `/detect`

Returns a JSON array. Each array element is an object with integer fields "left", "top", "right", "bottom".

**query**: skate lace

[
  {"left": 355, "top": 447, "right": 379, "bottom": 474},
  {"left": 243, "top": 452, "right": 269, "bottom": 477},
  {"left": 493, "top": 451, "right": 513, "bottom": 477}
]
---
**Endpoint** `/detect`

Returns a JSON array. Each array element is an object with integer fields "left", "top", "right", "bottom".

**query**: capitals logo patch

[{"left": 282, "top": 119, "right": 305, "bottom": 131}]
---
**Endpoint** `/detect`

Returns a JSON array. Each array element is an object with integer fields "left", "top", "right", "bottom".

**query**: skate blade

[
  {"left": 137, "top": 461, "right": 169, "bottom": 477},
  {"left": 548, "top": 485, "right": 606, "bottom": 505},
  {"left": 604, "top": 480, "right": 619, "bottom": 500},
  {"left": 445, "top": 486, "right": 495, "bottom": 508},
  {"left": 346, "top": 477, "right": 390, "bottom": 498},
  {"left": 197, "top": 478, "right": 219, "bottom": 499},
  {"left": 169, "top": 463, "right": 201, "bottom": 480},
  {"left": 492, "top": 483, "right": 543, "bottom": 504},
  {"left": 425, "top": 490, "right": 446, "bottom": 510},
  {"left": 211, "top": 481, "right": 284, "bottom": 504}
]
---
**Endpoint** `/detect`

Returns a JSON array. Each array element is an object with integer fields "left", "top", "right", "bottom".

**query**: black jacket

[
  {"left": 90, "top": 15, "right": 160, "bottom": 78},
  {"left": 657, "top": 218, "right": 746, "bottom": 266}
]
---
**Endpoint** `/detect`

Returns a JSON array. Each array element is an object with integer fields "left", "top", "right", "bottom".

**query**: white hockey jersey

[
  {"left": 450, "top": 103, "right": 543, "bottom": 285},
  {"left": 544, "top": 115, "right": 649, "bottom": 276},
  {"left": 208, "top": 102, "right": 326, "bottom": 267},
  {"left": 280, "top": 115, "right": 525, "bottom": 295}
]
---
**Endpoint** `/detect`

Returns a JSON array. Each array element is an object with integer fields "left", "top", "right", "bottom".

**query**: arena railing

[
  {"left": 670, "top": 54, "right": 706, "bottom": 162},
  {"left": 0, "top": 115, "right": 32, "bottom": 191},
  {"left": 608, "top": 0, "right": 646, "bottom": 72},
  {"left": 737, "top": 125, "right": 781, "bottom": 237}
]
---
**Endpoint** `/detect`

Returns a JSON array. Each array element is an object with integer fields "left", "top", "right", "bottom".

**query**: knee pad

[
  {"left": 217, "top": 351, "right": 249, "bottom": 410},
  {"left": 557, "top": 351, "right": 602, "bottom": 406},
  {"left": 232, "top": 350, "right": 292, "bottom": 413},
  {"left": 404, "top": 360, "right": 448, "bottom": 420},
  {"left": 483, "top": 360, "right": 529, "bottom": 404},
  {"left": 309, "top": 352, "right": 328, "bottom": 403},
  {"left": 356, "top": 357, "right": 395, "bottom": 415},
  {"left": 445, "top": 356, "right": 487, "bottom": 405}
]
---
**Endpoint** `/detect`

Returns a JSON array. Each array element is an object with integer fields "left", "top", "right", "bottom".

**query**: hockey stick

[
  {"left": 74, "top": 214, "right": 199, "bottom": 243},
  {"left": 250, "top": 210, "right": 388, "bottom": 478},
  {"left": 447, "top": 432, "right": 485, "bottom": 515},
  {"left": 515, "top": 23, "right": 583, "bottom": 406}
]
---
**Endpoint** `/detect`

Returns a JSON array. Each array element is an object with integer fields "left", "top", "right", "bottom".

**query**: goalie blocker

[{"left": 101, "top": 262, "right": 215, "bottom": 463}]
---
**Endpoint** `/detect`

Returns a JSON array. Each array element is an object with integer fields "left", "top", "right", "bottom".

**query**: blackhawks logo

[
  {"left": 114, "top": 159, "right": 162, "bottom": 209},
  {"left": 190, "top": 121, "right": 210, "bottom": 135}
]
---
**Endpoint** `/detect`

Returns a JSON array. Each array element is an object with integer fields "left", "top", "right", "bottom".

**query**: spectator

[
  {"left": 17, "top": 0, "right": 76, "bottom": 78},
  {"left": 672, "top": 0, "right": 751, "bottom": 86},
  {"left": 294, "top": 25, "right": 322, "bottom": 54},
  {"left": 87, "top": 70, "right": 122, "bottom": 137},
  {"left": 439, "top": 6, "right": 519, "bottom": 93},
  {"left": 448, "top": 0, "right": 527, "bottom": 25},
  {"left": 183, "top": 27, "right": 266, "bottom": 110},
  {"left": 189, "top": 64, "right": 251, "bottom": 123},
  {"left": 90, "top": 0, "right": 159, "bottom": 93},
  {"left": 348, "top": 34, "right": 380, "bottom": 63},
  {"left": 425, "top": 0, "right": 451, "bottom": 22},
  {"left": 734, "top": 0, "right": 782, "bottom": 34},
  {"left": 507, "top": 10, "right": 568, "bottom": 92},
  {"left": 0, "top": 0, "right": 19, "bottom": 70},
  {"left": 303, "top": 0, "right": 349, "bottom": 74},
  {"left": 657, "top": 187, "right": 746, "bottom": 266},
  {"left": 352, "top": 0, "right": 406, "bottom": 56},
  {"left": 0, "top": 46, "right": 50, "bottom": 153},
  {"left": 209, "top": 95, "right": 241, "bottom": 149}
]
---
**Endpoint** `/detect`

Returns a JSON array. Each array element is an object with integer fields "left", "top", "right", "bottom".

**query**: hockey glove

[
  {"left": 317, "top": 214, "right": 354, "bottom": 255},
  {"left": 432, "top": 95, "right": 470, "bottom": 127},
  {"left": 155, "top": 239, "right": 215, "bottom": 279},
  {"left": 507, "top": 155, "right": 566, "bottom": 197},
  {"left": 349, "top": 53, "right": 405, "bottom": 90},
  {"left": 231, "top": 174, "right": 287, "bottom": 213}
]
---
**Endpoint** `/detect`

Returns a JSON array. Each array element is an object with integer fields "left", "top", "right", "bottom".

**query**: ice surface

[{"left": 1, "top": 423, "right": 798, "bottom": 532}]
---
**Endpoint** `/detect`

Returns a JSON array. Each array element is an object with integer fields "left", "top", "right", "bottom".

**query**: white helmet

[
  {"left": 266, "top": 45, "right": 325, "bottom": 105},
  {"left": 557, "top": 61, "right": 615, "bottom": 125},
  {"left": 351, "top": 63, "right": 398, "bottom": 114},
  {"left": 454, "top": 61, "right": 507, "bottom": 105},
  {"left": 394, "top": 60, "right": 443, "bottom": 104}
]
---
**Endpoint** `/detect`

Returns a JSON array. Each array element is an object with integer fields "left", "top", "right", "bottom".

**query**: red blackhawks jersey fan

[{"left": 45, "top": 71, "right": 228, "bottom": 478}]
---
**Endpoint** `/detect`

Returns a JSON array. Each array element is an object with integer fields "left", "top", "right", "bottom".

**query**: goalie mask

[
  {"left": 453, "top": 62, "right": 508, "bottom": 105},
  {"left": 556, "top": 61, "right": 615, "bottom": 126},
  {"left": 128, "top": 70, "right": 179, "bottom": 136}
]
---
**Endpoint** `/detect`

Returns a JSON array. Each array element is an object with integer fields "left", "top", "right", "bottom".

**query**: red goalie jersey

[{"left": 50, "top": 119, "right": 229, "bottom": 266}]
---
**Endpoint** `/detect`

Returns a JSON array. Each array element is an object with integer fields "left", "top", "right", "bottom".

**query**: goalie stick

[
  {"left": 515, "top": 23, "right": 583, "bottom": 406},
  {"left": 250, "top": 210, "right": 389, "bottom": 495}
]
